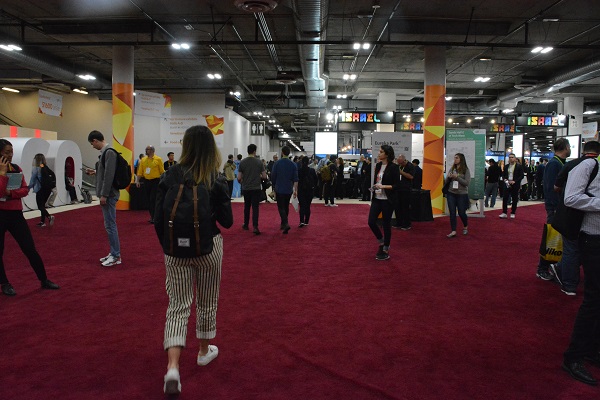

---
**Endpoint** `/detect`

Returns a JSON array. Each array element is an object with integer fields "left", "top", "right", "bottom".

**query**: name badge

[
  {"left": 145, "top": 167, "right": 151, "bottom": 174},
  {"left": 452, "top": 180, "right": 459, "bottom": 189}
]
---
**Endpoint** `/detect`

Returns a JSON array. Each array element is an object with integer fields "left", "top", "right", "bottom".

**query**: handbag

[
  {"left": 539, "top": 223, "right": 563, "bottom": 263},
  {"left": 261, "top": 179, "right": 272, "bottom": 191},
  {"left": 442, "top": 180, "right": 451, "bottom": 197},
  {"left": 551, "top": 160, "right": 598, "bottom": 240}
]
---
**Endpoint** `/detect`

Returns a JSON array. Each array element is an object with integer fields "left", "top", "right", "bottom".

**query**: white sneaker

[
  {"left": 510, "top": 214, "right": 515, "bottom": 219},
  {"left": 163, "top": 368, "right": 181, "bottom": 394},
  {"left": 330, "top": 204, "right": 338, "bottom": 207},
  {"left": 197, "top": 345, "right": 219, "bottom": 366},
  {"left": 101, "top": 255, "right": 121, "bottom": 267},
  {"left": 48, "top": 215, "right": 55, "bottom": 226},
  {"left": 99, "top": 254, "right": 111, "bottom": 263},
  {"left": 499, "top": 213, "right": 507, "bottom": 219}
]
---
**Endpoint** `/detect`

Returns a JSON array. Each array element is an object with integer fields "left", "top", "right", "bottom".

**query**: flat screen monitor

[{"left": 314, "top": 131, "right": 338, "bottom": 156}]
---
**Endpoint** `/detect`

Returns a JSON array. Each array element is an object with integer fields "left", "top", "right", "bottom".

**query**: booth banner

[
  {"left": 582, "top": 121, "right": 598, "bottom": 141},
  {"left": 134, "top": 90, "right": 172, "bottom": 118},
  {"left": 38, "top": 90, "right": 63, "bottom": 117},
  {"left": 204, "top": 115, "right": 225, "bottom": 148},
  {"left": 446, "top": 129, "right": 486, "bottom": 200}
]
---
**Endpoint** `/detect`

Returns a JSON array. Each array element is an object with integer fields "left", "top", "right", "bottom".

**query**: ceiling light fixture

[
  {"left": 0, "top": 44, "right": 22, "bottom": 51},
  {"left": 172, "top": 43, "right": 191, "bottom": 50},
  {"left": 532, "top": 46, "right": 553, "bottom": 54},
  {"left": 479, "top": 57, "right": 492, "bottom": 61},
  {"left": 445, "top": 96, "right": 452, "bottom": 101},
  {"left": 583, "top": 110, "right": 597, "bottom": 115},
  {"left": 474, "top": 77, "right": 491, "bottom": 82},
  {"left": 474, "top": 116, "right": 484, "bottom": 120},
  {"left": 541, "top": 46, "right": 553, "bottom": 54},
  {"left": 540, "top": 99, "right": 554, "bottom": 103},
  {"left": 362, "top": 43, "right": 371, "bottom": 50},
  {"left": 77, "top": 74, "right": 96, "bottom": 81},
  {"left": 73, "top": 88, "right": 88, "bottom": 94},
  {"left": 2, "top": 87, "right": 19, "bottom": 93},
  {"left": 491, "top": 119, "right": 496, "bottom": 124},
  {"left": 353, "top": 43, "right": 360, "bottom": 50},
  {"left": 502, "top": 108, "right": 514, "bottom": 113}
]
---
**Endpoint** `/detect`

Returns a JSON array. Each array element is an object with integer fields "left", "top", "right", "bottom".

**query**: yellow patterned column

[
  {"left": 423, "top": 47, "right": 446, "bottom": 214},
  {"left": 112, "top": 46, "right": 134, "bottom": 210}
]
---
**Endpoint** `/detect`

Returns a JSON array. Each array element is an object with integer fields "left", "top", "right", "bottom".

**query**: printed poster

[
  {"left": 134, "top": 90, "right": 172, "bottom": 118},
  {"left": 159, "top": 115, "right": 225, "bottom": 148},
  {"left": 38, "top": 90, "right": 63, "bottom": 117}
]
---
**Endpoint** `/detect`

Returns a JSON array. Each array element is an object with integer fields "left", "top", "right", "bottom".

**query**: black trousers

[
  {"left": 298, "top": 191, "right": 313, "bottom": 224},
  {"left": 0, "top": 210, "right": 48, "bottom": 285},
  {"left": 368, "top": 198, "right": 394, "bottom": 247},
  {"left": 227, "top": 180, "right": 234, "bottom": 198},
  {"left": 144, "top": 178, "right": 159, "bottom": 221},
  {"left": 564, "top": 233, "right": 600, "bottom": 363},
  {"left": 243, "top": 189, "right": 262, "bottom": 228},
  {"left": 323, "top": 181, "right": 335, "bottom": 204},
  {"left": 276, "top": 193, "right": 292, "bottom": 227},
  {"left": 394, "top": 190, "right": 411, "bottom": 228},
  {"left": 502, "top": 183, "right": 520, "bottom": 214},
  {"left": 35, "top": 189, "right": 51, "bottom": 223}
]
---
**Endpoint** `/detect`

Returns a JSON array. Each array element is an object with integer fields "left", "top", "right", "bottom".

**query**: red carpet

[{"left": 0, "top": 201, "right": 597, "bottom": 399}]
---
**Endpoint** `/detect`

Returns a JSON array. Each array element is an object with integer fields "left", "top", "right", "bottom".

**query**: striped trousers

[{"left": 163, "top": 234, "right": 223, "bottom": 350}]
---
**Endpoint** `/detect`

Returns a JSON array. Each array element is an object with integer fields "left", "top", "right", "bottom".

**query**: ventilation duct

[
  {"left": 234, "top": 0, "right": 279, "bottom": 13},
  {"left": 290, "top": 0, "right": 329, "bottom": 107}
]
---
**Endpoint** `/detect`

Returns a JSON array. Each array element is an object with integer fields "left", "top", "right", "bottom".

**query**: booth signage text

[
  {"left": 515, "top": 115, "right": 567, "bottom": 127},
  {"left": 339, "top": 111, "right": 394, "bottom": 124}
]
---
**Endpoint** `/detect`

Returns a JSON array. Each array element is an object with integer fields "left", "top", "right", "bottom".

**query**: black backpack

[
  {"left": 101, "top": 148, "right": 132, "bottom": 190},
  {"left": 40, "top": 164, "right": 56, "bottom": 191},
  {"left": 159, "top": 167, "right": 214, "bottom": 257}
]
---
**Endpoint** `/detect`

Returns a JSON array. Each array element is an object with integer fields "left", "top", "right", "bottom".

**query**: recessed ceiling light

[{"left": 540, "top": 99, "right": 554, "bottom": 103}]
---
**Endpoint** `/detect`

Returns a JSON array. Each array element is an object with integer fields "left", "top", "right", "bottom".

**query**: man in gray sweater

[{"left": 86, "top": 130, "right": 121, "bottom": 267}]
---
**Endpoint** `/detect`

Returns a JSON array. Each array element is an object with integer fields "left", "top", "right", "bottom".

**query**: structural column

[
  {"left": 112, "top": 46, "right": 135, "bottom": 210},
  {"left": 423, "top": 46, "right": 446, "bottom": 214},
  {"left": 563, "top": 96, "right": 584, "bottom": 139}
]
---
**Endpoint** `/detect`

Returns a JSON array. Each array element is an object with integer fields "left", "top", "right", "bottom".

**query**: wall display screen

[
  {"left": 512, "top": 134, "right": 523, "bottom": 158},
  {"left": 565, "top": 135, "right": 581, "bottom": 159},
  {"left": 314, "top": 131, "right": 338, "bottom": 155}
]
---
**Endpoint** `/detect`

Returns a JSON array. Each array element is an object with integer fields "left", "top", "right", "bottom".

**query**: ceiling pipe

[{"left": 290, "top": 0, "right": 329, "bottom": 107}]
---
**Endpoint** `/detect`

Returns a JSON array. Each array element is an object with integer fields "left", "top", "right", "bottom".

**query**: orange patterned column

[
  {"left": 112, "top": 46, "right": 134, "bottom": 210},
  {"left": 423, "top": 47, "right": 446, "bottom": 214}
]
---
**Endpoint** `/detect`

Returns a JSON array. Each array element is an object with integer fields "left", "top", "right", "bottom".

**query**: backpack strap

[
  {"left": 193, "top": 184, "right": 201, "bottom": 255},
  {"left": 168, "top": 184, "right": 185, "bottom": 255}
]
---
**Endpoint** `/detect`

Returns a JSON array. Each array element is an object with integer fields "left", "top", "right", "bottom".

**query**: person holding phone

[{"left": 0, "top": 139, "right": 60, "bottom": 296}]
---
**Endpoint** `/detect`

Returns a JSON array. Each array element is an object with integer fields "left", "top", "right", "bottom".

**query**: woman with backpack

[
  {"left": 298, "top": 156, "right": 317, "bottom": 227},
  {"left": 0, "top": 139, "right": 60, "bottom": 296},
  {"left": 28, "top": 153, "right": 54, "bottom": 227},
  {"left": 154, "top": 125, "right": 233, "bottom": 396}
]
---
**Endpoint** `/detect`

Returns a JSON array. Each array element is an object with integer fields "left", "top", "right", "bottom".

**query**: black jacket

[
  {"left": 373, "top": 161, "right": 400, "bottom": 203},
  {"left": 502, "top": 162, "right": 524, "bottom": 185}
]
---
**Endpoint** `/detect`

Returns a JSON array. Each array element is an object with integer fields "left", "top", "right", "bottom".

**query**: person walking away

[
  {"left": 271, "top": 146, "right": 299, "bottom": 234},
  {"left": 561, "top": 155, "right": 600, "bottom": 386},
  {"left": 393, "top": 154, "right": 414, "bottom": 230},
  {"left": 361, "top": 157, "right": 372, "bottom": 201},
  {"left": 368, "top": 145, "right": 400, "bottom": 261},
  {"left": 86, "top": 130, "right": 122, "bottom": 267},
  {"left": 237, "top": 144, "right": 266, "bottom": 235},
  {"left": 297, "top": 156, "right": 317, "bottom": 227},
  {"left": 445, "top": 153, "right": 471, "bottom": 237},
  {"left": 28, "top": 154, "right": 54, "bottom": 227},
  {"left": 484, "top": 159, "right": 502, "bottom": 208},
  {"left": 499, "top": 153, "right": 524, "bottom": 219},
  {"left": 223, "top": 154, "right": 236, "bottom": 197},
  {"left": 535, "top": 138, "right": 570, "bottom": 281},
  {"left": 0, "top": 139, "right": 59, "bottom": 296},
  {"left": 136, "top": 145, "right": 164, "bottom": 223},
  {"left": 154, "top": 125, "right": 233, "bottom": 395}
]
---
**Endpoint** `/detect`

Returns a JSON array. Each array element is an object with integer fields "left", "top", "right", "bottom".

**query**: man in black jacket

[{"left": 499, "top": 153, "right": 524, "bottom": 219}]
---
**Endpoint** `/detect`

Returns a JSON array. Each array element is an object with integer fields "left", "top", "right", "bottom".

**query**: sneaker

[
  {"left": 462, "top": 228, "right": 468, "bottom": 235},
  {"left": 163, "top": 368, "right": 181, "bottom": 395},
  {"left": 400, "top": 226, "right": 411, "bottom": 231},
  {"left": 99, "top": 254, "right": 111, "bottom": 263},
  {"left": 282, "top": 225, "right": 290, "bottom": 234},
  {"left": 41, "top": 279, "right": 60, "bottom": 290},
  {"left": 392, "top": 225, "right": 402, "bottom": 229},
  {"left": 536, "top": 270, "right": 553, "bottom": 281},
  {"left": 510, "top": 214, "right": 515, "bottom": 219},
  {"left": 48, "top": 215, "right": 55, "bottom": 226},
  {"left": 561, "top": 286, "right": 577, "bottom": 296},
  {"left": 499, "top": 213, "right": 508, "bottom": 219},
  {"left": 549, "top": 264, "right": 562, "bottom": 285},
  {"left": 1, "top": 283, "right": 16, "bottom": 296},
  {"left": 36, "top": 222, "right": 46, "bottom": 227},
  {"left": 375, "top": 245, "right": 385, "bottom": 259},
  {"left": 253, "top": 227, "right": 261, "bottom": 235},
  {"left": 376, "top": 251, "right": 390, "bottom": 261},
  {"left": 197, "top": 345, "right": 219, "bottom": 366},
  {"left": 330, "top": 204, "right": 338, "bottom": 207},
  {"left": 324, "top": 204, "right": 330, "bottom": 207},
  {"left": 101, "top": 255, "right": 121, "bottom": 267}
]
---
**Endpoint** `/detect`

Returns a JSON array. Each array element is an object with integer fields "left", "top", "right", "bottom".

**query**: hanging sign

[
  {"left": 38, "top": 90, "right": 63, "bottom": 117},
  {"left": 134, "top": 90, "right": 172, "bottom": 118},
  {"left": 490, "top": 124, "right": 514, "bottom": 133},
  {"left": 250, "top": 121, "right": 265, "bottom": 136},
  {"left": 515, "top": 115, "right": 567, "bottom": 127},
  {"left": 339, "top": 111, "right": 395, "bottom": 124}
]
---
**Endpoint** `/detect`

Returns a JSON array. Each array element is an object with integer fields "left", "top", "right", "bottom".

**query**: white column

[{"left": 563, "top": 96, "right": 584, "bottom": 137}]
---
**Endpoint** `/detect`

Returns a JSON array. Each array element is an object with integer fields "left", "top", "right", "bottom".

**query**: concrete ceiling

[{"left": 1, "top": 0, "right": 600, "bottom": 150}]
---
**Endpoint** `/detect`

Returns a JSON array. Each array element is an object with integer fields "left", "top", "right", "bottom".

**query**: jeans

[
  {"left": 101, "top": 194, "right": 120, "bottom": 257},
  {"left": 35, "top": 189, "right": 51, "bottom": 223},
  {"left": 564, "top": 233, "right": 600, "bottom": 363},
  {"left": 557, "top": 236, "right": 580, "bottom": 291},
  {"left": 323, "top": 181, "right": 335, "bottom": 205},
  {"left": 368, "top": 198, "right": 394, "bottom": 247},
  {"left": 446, "top": 192, "right": 469, "bottom": 231},
  {"left": 484, "top": 182, "right": 498, "bottom": 207},
  {"left": 276, "top": 193, "right": 291, "bottom": 227},
  {"left": 243, "top": 189, "right": 262, "bottom": 228}
]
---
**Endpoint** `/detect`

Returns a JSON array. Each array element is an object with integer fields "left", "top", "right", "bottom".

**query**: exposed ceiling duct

[
  {"left": 290, "top": 0, "right": 329, "bottom": 107},
  {"left": 234, "top": 0, "right": 279, "bottom": 13}
]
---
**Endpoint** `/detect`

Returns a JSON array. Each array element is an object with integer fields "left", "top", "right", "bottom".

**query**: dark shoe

[
  {"left": 148, "top": 219, "right": 154, "bottom": 224},
  {"left": 375, "top": 245, "right": 385, "bottom": 259},
  {"left": 253, "top": 228, "right": 261, "bottom": 235},
  {"left": 242, "top": 224, "right": 249, "bottom": 231},
  {"left": 298, "top": 223, "right": 305, "bottom": 228},
  {"left": 41, "top": 279, "right": 60, "bottom": 290},
  {"left": 561, "top": 286, "right": 577, "bottom": 296},
  {"left": 283, "top": 225, "right": 290, "bottom": 234},
  {"left": 549, "top": 264, "right": 562, "bottom": 285},
  {"left": 1, "top": 283, "right": 16, "bottom": 296},
  {"left": 536, "top": 269, "right": 553, "bottom": 281},
  {"left": 562, "top": 361, "right": 598, "bottom": 386},
  {"left": 400, "top": 226, "right": 412, "bottom": 231},
  {"left": 585, "top": 353, "right": 600, "bottom": 368},
  {"left": 392, "top": 225, "right": 402, "bottom": 229}
]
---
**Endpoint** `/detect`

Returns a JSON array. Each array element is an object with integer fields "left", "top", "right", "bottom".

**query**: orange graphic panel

[
  {"left": 204, "top": 115, "right": 224, "bottom": 136},
  {"left": 423, "top": 85, "right": 446, "bottom": 214},
  {"left": 112, "top": 82, "right": 134, "bottom": 210}
]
